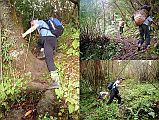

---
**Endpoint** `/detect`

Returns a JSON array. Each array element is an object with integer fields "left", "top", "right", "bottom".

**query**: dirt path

[
  {"left": 112, "top": 33, "right": 159, "bottom": 60},
  {"left": 3, "top": 51, "right": 79, "bottom": 120}
]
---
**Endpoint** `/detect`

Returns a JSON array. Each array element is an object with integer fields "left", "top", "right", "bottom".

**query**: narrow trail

[
  {"left": 112, "top": 33, "right": 159, "bottom": 60},
  {"left": 4, "top": 51, "right": 79, "bottom": 120}
]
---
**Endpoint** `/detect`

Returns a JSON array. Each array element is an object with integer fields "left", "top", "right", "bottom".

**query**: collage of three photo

[{"left": 0, "top": 0, "right": 159, "bottom": 120}]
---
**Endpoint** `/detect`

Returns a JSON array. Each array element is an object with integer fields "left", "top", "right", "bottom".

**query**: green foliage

[
  {"left": 0, "top": 75, "right": 26, "bottom": 118},
  {"left": 80, "top": 78, "right": 92, "bottom": 95},
  {"left": 55, "top": 75, "right": 79, "bottom": 114},
  {"left": 58, "top": 24, "right": 79, "bottom": 56},
  {"left": 0, "top": 32, "right": 27, "bottom": 118},
  {"left": 122, "top": 83, "right": 158, "bottom": 119},
  {"left": 38, "top": 112, "right": 57, "bottom": 120},
  {"left": 80, "top": 79, "right": 159, "bottom": 120},
  {"left": 54, "top": 60, "right": 79, "bottom": 115},
  {"left": 152, "top": 30, "right": 159, "bottom": 55},
  {"left": 1, "top": 36, "right": 14, "bottom": 62},
  {"left": 80, "top": 0, "right": 105, "bottom": 34},
  {"left": 153, "top": 44, "right": 159, "bottom": 55},
  {"left": 80, "top": 94, "right": 119, "bottom": 120},
  {"left": 12, "top": 0, "right": 78, "bottom": 30},
  {"left": 13, "top": 0, "right": 54, "bottom": 29},
  {"left": 80, "top": 41, "right": 120, "bottom": 60}
]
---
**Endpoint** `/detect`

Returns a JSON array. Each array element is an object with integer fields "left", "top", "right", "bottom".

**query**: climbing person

[
  {"left": 132, "top": 5, "right": 157, "bottom": 51},
  {"left": 22, "top": 18, "right": 64, "bottom": 89},
  {"left": 106, "top": 78, "right": 125, "bottom": 106},
  {"left": 119, "top": 19, "right": 124, "bottom": 35}
]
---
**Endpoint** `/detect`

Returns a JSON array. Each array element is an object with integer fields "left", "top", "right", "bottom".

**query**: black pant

[
  {"left": 37, "top": 36, "right": 57, "bottom": 72},
  {"left": 138, "top": 24, "right": 150, "bottom": 46},
  {"left": 120, "top": 27, "right": 124, "bottom": 35},
  {"left": 107, "top": 89, "right": 121, "bottom": 105}
]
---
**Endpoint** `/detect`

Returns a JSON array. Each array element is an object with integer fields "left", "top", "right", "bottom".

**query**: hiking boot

[
  {"left": 118, "top": 104, "right": 122, "bottom": 109},
  {"left": 137, "top": 44, "right": 141, "bottom": 51},
  {"left": 144, "top": 45, "right": 150, "bottom": 50},
  {"left": 47, "top": 82, "right": 60, "bottom": 89},
  {"left": 37, "top": 48, "right": 45, "bottom": 60},
  {"left": 49, "top": 71, "right": 60, "bottom": 89}
]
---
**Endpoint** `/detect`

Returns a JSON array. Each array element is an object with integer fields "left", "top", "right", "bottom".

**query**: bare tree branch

[{"left": 129, "top": 0, "right": 137, "bottom": 10}]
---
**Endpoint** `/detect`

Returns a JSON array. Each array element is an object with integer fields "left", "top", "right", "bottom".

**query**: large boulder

[{"left": 36, "top": 90, "right": 59, "bottom": 117}]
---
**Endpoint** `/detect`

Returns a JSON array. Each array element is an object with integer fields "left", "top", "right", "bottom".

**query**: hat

[{"left": 141, "top": 5, "right": 151, "bottom": 12}]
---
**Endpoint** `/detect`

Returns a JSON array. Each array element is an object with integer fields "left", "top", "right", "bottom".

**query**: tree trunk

[
  {"left": 102, "top": 1, "right": 106, "bottom": 34},
  {"left": 0, "top": 0, "right": 47, "bottom": 79},
  {"left": 114, "top": 1, "right": 129, "bottom": 27},
  {"left": 68, "top": 0, "right": 79, "bottom": 13},
  {"left": 129, "top": 0, "right": 137, "bottom": 10},
  {"left": 0, "top": 22, "right": 2, "bottom": 78}
]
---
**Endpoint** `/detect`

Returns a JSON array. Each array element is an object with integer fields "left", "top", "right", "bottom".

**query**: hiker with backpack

[
  {"left": 119, "top": 19, "right": 125, "bottom": 35},
  {"left": 132, "top": 5, "right": 157, "bottom": 51},
  {"left": 22, "top": 18, "right": 64, "bottom": 89},
  {"left": 106, "top": 78, "right": 125, "bottom": 106}
]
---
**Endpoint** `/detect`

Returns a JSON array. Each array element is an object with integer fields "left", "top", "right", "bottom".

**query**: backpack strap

[
  {"left": 39, "top": 20, "right": 54, "bottom": 31},
  {"left": 39, "top": 27, "right": 49, "bottom": 31},
  {"left": 48, "top": 19, "right": 56, "bottom": 30},
  {"left": 112, "top": 82, "right": 117, "bottom": 89}
]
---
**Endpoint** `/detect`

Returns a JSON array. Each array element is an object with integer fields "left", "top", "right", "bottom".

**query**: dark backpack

[
  {"left": 40, "top": 18, "right": 64, "bottom": 38},
  {"left": 107, "top": 82, "right": 115, "bottom": 90}
]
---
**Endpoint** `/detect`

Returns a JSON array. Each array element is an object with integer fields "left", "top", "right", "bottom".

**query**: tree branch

[
  {"left": 113, "top": 1, "right": 129, "bottom": 27},
  {"left": 129, "top": 0, "right": 137, "bottom": 10}
]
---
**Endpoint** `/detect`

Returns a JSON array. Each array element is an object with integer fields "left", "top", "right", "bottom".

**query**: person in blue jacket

[{"left": 22, "top": 18, "right": 60, "bottom": 89}]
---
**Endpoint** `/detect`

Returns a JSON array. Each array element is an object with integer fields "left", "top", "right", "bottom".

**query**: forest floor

[
  {"left": 112, "top": 32, "right": 159, "bottom": 60},
  {"left": 3, "top": 50, "right": 79, "bottom": 120},
  {"left": 80, "top": 29, "right": 159, "bottom": 60},
  {"left": 80, "top": 79, "right": 159, "bottom": 120}
]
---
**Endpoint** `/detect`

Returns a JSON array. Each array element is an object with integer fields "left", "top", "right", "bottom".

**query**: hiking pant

[
  {"left": 120, "top": 27, "right": 124, "bottom": 35},
  {"left": 138, "top": 24, "right": 150, "bottom": 46},
  {"left": 107, "top": 89, "right": 121, "bottom": 105},
  {"left": 37, "top": 36, "right": 57, "bottom": 72}
]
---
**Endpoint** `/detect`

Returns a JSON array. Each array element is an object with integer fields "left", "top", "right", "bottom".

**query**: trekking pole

[
  {"left": 23, "top": 33, "right": 31, "bottom": 72},
  {"left": 23, "top": 9, "right": 35, "bottom": 72},
  {"left": 0, "top": 23, "right": 2, "bottom": 81}
]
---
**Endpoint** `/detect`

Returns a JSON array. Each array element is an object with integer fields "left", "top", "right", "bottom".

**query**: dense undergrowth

[
  {"left": 57, "top": 23, "right": 79, "bottom": 56},
  {"left": 0, "top": 31, "right": 27, "bottom": 118},
  {"left": 80, "top": 41, "right": 120, "bottom": 60},
  {"left": 80, "top": 79, "right": 159, "bottom": 120},
  {"left": 80, "top": 33, "right": 121, "bottom": 60}
]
